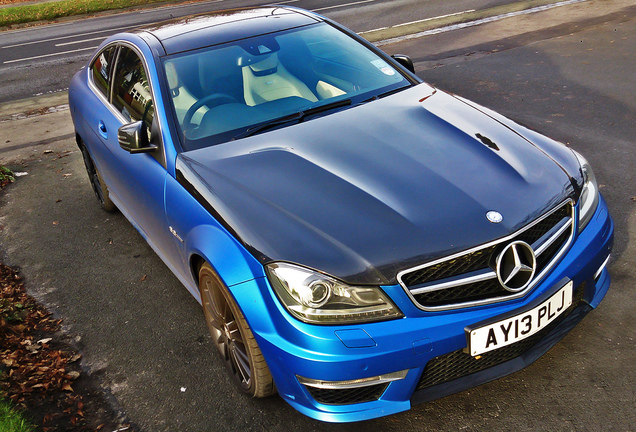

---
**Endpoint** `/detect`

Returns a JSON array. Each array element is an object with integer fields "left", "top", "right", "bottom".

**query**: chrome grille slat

[
  {"left": 533, "top": 216, "right": 572, "bottom": 256},
  {"left": 410, "top": 268, "right": 497, "bottom": 295},
  {"left": 398, "top": 200, "right": 574, "bottom": 311}
]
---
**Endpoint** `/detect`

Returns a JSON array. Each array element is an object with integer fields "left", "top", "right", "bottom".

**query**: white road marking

[
  {"left": 361, "top": 9, "right": 476, "bottom": 34},
  {"left": 312, "top": 0, "right": 375, "bottom": 13},
  {"left": 394, "top": 9, "right": 476, "bottom": 27},
  {"left": 3, "top": 46, "right": 98, "bottom": 64},
  {"left": 55, "top": 36, "right": 107, "bottom": 47},
  {"left": 375, "top": 0, "right": 590, "bottom": 46},
  {"left": 2, "top": 25, "right": 136, "bottom": 49}
]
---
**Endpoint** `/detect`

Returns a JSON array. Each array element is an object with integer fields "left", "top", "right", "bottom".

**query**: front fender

[
  {"left": 165, "top": 173, "right": 265, "bottom": 301},
  {"left": 185, "top": 223, "right": 266, "bottom": 291}
]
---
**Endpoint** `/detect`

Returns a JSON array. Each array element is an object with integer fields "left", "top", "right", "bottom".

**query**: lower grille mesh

[
  {"left": 305, "top": 383, "right": 389, "bottom": 405},
  {"left": 416, "top": 284, "right": 584, "bottom": 391}
]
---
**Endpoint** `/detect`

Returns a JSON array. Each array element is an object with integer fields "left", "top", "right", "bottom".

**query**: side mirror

[
  {"left": 118, "top": 121, "right": 157, "bottom": 154},
  {"left": 392, "top": 54, "right": 415, "bottom": 74}
]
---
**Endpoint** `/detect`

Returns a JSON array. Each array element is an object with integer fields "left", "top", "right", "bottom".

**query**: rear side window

[
  {"left": 90, "top": 45, "right": 116, "bottom": 98},
  {"left": 111, "top": 46, "right": 154, "bottom": 128}
]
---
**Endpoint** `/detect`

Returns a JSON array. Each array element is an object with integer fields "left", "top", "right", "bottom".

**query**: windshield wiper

[{"left": 232, "top": 98, "right": 352, "bottom": 140}]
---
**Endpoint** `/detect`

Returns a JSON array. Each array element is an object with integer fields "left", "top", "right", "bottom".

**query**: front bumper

[{"left": 229, "top": 195, "right": 613, "bottom": 422}]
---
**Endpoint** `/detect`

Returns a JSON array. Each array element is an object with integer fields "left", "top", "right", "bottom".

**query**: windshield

[{"left": 163, "top": 22, "right": 412, "bottom": 151}]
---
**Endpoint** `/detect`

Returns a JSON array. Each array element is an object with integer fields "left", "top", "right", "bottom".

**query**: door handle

[{"left": 98, "top": 121, "right": 108, "bottom": 139}]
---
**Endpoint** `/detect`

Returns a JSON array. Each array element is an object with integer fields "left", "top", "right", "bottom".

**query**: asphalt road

[
  {"left": 0, "top": 0, "right": 550, "bottom": 102},
  {"left": 0, "top": 0, "right": 635, "bottom": 431}
]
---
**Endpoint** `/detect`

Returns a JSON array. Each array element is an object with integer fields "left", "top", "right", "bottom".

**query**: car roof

[{"left": 137, "top": 7, "right": 322, "bottom": 55}]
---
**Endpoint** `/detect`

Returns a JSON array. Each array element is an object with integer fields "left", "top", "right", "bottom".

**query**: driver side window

[
  {"left": 90, "top": 45, "right": 116, "bottom": 98},
  {"left": 112, "top": 46, "right": 155, "bottom": 133}
]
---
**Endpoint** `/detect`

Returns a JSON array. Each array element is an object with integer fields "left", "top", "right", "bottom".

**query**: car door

[
  {"left": 77, "top": 44, "right": 121, "bottom": 179},
  {"left": 101, "top": 44, "right": 175, "bottom": 260}
]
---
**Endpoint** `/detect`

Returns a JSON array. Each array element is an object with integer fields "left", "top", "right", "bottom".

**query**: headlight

[
  {"left": 573, "top": 150, "right": 599, "bottom": 232},
  {"left": 266, "top": 262, "right": 403, "bottom": 325}
]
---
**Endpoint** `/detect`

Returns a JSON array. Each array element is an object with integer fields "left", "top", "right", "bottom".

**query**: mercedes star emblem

[
  {"left": 496, "top": 241, "right": 536, "bottom": 292},
  {"left": 486, "top": 211, "right": 503, "bottom": 223}
]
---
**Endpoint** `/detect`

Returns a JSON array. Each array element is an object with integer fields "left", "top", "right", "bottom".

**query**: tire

[
  {"left": 198, "top": 263, "right": 275, "bottom": 397},
  {"left": 79, "top": 142, "right": 116, "bottom": 212}
]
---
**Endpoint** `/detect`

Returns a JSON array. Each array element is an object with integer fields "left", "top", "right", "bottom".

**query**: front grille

[
  {"left": 401, "top": 245, "right": 497, "bottom": 288},
  {"left": 399, "top": 200, "right": 574, "bottom": 310},
  {"left": 536, "top": 229, "right": 570, "bottom": 272},
  {"left": 304, "top": 383, "right": 389, "bottom": 405},
  {"left": 416, "top": 284, "right": 584, "bottom": 391},
  {"left": 516, "top": 203, "right": 570, "bottom": 245},
  {"left": 416, "top": 278, "right": 507, "bottom": 308}
]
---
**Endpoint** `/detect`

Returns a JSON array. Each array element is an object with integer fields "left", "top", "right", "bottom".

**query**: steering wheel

[{"left": 184, "top": 93, "right": 239, "bottom": 129}]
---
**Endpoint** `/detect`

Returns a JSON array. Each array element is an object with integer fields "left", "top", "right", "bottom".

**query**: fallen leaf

[
  {"left": 62, "top": 383, "right": 73, "bottom": 392},
  {"left": 37, "top": 338, "right": 53, "bottom": 344},
  {"left": 140, "top": 275, "right": 147, "bottom": 282},
  {"left": 26, "top": 344, "right": 41, "bottom": 353}
]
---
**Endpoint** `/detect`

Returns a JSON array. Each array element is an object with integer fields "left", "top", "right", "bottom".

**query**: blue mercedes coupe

[{"left": 69, "top": 6, "right": 614, "bottom": 422}]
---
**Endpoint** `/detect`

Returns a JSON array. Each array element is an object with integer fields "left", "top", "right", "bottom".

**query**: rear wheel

[
  {"left": 198, "top": 262, "right": 275, "bottom": 397},
  {"left": 79, "top": 142, "right": 116, "bottom": 212}
]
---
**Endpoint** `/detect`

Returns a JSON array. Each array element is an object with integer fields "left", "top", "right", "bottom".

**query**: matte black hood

[{"left": 177, "top": 86, "right": 576, "bottom": 285}]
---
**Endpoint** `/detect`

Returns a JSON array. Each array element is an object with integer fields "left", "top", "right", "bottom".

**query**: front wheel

[{"left": 198, "top": 263, "right": 275, "bottom": 397}]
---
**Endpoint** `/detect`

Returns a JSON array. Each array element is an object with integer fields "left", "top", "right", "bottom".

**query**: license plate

[{"left": 467, "top": 281, "right": 573, "bottom": 356}]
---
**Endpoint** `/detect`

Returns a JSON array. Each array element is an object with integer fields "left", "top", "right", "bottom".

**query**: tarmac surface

[{"left": 0, "top": 1, "right": 634, "bottom": 430}]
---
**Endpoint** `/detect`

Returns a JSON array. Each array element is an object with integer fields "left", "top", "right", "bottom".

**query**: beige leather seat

[
  {"left": 242, "top": 53, "right": 318, "bottom": 106},
  {"left": 165, "top": 61, "right": 207, "bottom": 125}
]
